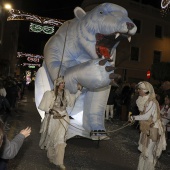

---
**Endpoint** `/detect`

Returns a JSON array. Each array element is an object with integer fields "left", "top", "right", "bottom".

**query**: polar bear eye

[{"left": 99, "top": 11, "right": 103, "bottom": 14}]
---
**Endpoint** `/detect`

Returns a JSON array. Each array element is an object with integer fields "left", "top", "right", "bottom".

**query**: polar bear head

[{"left": 74, "top": 3, "right": 137, "bottom": 62}]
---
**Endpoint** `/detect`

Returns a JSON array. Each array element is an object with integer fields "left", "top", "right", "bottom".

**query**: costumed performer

[
  {"left": 38, "top": 77, "right": 81, "bottom": 170},
  {"left": 129, "top": 81, "right": 166, "bottom": 170}
]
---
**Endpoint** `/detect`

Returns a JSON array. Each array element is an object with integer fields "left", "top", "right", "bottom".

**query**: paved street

[{"left": 5, "top": 89, "right": 170, "bottom": 170}]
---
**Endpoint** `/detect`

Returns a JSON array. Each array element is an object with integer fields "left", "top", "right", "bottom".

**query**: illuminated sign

[
  {"left": 23, "top": 63, "right": 41, "bottom": 67},
  {"left": 29, "top": 23, "right": 55, "bottom": 34},
  {"left": 28, "top": 66, "right": 35, "bottom": 68}
]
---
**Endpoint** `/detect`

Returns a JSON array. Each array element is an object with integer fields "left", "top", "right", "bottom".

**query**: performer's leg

[
  {"left": 137, "top": 154, "right": 145, "bottom": 170},
  {"left": 55, "top": 143, "right": 67, "bottom": 167},
  {"left": 137, "top": 140, "right": 156, "bottom": 170},
  {"left": 48, "top": 116, "right": 69, "bottom": 169},
  {"left": 145, "top": 141, "right": 156, "bottom": 169}
]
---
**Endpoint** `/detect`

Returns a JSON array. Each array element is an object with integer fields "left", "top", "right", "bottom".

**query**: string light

[
  {"left": 7, "top": 9, "right": 65, "bottom": 27},
  {"left": 17, "top": 52, "right": 44, "bottom": 59}
]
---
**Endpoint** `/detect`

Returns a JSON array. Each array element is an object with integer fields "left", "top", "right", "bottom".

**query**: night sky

[
  {"left": 140, "top": 0, "right": 161, "bottom": 8},
  {"left": 10, "top": 0, "right": 83, "bottom": 55},
  {"left": 8, "top": 0, "right": 162, "bottom": 55}
]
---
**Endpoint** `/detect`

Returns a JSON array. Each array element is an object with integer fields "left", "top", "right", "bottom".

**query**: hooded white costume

[{"left": 133, "top": 81, "right": 166, "bottom": 170}]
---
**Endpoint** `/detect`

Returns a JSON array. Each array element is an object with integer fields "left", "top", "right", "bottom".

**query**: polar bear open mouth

[{"left": 95, "top": 33, "right": 131, "bottom": 59}]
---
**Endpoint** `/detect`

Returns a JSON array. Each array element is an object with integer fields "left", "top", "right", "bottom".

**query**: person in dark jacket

[
  {"left": 0, "top": 119, "right": 31, "bottom": 169},
  {"left": 105, "top": 86, "right": 117, "bottom": 121},
  {"left": 159, "top": 81, "right": 170, "bottom": 106}
]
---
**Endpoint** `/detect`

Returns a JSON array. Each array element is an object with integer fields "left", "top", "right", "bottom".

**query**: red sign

[{"left": 147, "top": 70, "right": 151, "bottom": 79}]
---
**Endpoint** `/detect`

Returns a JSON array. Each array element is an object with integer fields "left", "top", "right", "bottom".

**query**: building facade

[
  {"left": 0, "top": 0, "right": 20, "bottom": 77},
  {"left": 81, "top": 0, "right": 170, "bottom": 83}
]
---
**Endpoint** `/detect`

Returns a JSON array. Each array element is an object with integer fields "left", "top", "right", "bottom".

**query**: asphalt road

[{"left": 5, "top": 89, "right": 170, "bottom": 170}]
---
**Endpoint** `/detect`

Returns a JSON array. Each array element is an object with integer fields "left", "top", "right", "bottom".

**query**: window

[
  {"left": 130, "top": 46, "right": 139, "bottom": 61},
  {"left": 133, "top": 19, "right": 141, "bottom": 33},
  {"left": 155, "top": 25, "right": 162, "bottom": 38},
  {"left": 153, "top": 50, "right": 161, "bottom": 63}
]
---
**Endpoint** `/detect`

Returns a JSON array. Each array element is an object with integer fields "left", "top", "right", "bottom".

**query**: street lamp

[
  {"left": 4, "top": 3, "right": 12, "bottom": 10},
  {"left": 0, "top": 2, "right": 12, "bottom": 76},
  {"left": 0, "top": 2, "right": 12, "bottom": 44}
]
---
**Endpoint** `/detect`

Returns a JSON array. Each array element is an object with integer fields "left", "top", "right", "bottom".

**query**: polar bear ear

[{"left": 74, "top": 7, "right": 86, "bottom": 19}]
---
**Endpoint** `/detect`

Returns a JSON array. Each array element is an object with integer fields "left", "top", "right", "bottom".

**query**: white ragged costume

[
  {"left": 38, "top": 77, "right": 81, "bottom": 168},
  {"left": 133, "top": 81, "right": 166, "bottom": 170}
]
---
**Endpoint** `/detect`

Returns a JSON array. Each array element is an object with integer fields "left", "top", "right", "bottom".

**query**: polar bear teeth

[
  {"left": 115, "top": 33, "right": 120, "bottom": 39},
  {"left": 128, "top": 36, "right": 131, "bottom": 42},
  {"left": 95, "top": 32, "right": 132, "bottom": 59}
]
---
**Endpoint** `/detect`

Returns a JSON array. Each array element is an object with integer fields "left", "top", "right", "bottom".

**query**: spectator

[
  {"left": 0, "top": 118, "right": 31, "bottom": 169},
  {"left": 160, "top": 95, "right": 170, "bottom": 129},
  {"left": 160, "top": 95, "right": 170, "bottom": 156},
  {"left": 120, "top": 82, "right": 131, "bottom": 121},
  {"left": 129, "top": 84, "right": 140, "bottom": 129},
  {"left": 6, "top": 80, "right": 18, "bottom": 109},
  {"left": 129, "top": 83, "right": 139, "bottom": 116},
  {"left": 113, "top": 82, "right": 124, "bottom": 119},
  {"left": 105, "top": 85, "right": 117, "bottom": 121},
  {"left": 0, "top": 80, "right": 11, "bottom": 122},
  {"left": 28, "top": 80, "right": 35, "bottom": 91},
  {"left": 0, "top": 81, "right": 6, "bottom": 97},
  {"left": 159, "top": 81, "right": 170, "bottom": 106},
  {"left": 21, "top": 78, "right": 26, "bottom": 100}
]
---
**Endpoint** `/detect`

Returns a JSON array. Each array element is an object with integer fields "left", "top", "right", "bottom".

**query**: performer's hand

[
  {"left": 129, "top": 115, "right": 135, "bottom": 123},
  {"left": 20, "top": 127, "right": 31, "bottom": 138},
  {"left": 49, "top": 109, "right": 54, "bottom": 115},
  {"left": 128, "top": 112, "right": 135, "bottom": 123}
]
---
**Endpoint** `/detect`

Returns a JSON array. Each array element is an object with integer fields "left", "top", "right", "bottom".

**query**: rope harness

[{"left": 59, "top": 116, "right": 135, "bottom": 141}]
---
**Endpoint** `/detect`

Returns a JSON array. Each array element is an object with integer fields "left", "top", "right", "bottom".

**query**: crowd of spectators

[{"left": 0, "top": 76, "right": 26, "bottom": 122}]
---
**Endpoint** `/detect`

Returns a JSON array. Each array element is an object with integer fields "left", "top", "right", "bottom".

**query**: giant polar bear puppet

[{"left": 35, "top": 3, "right": 137, "bottom": 140}]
